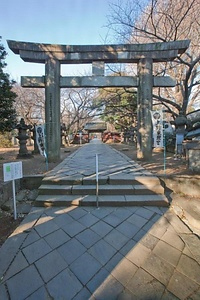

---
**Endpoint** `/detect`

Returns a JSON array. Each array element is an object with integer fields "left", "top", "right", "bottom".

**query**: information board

[{"left": 3, "top": 161, "right": 23, "bottom": 182}]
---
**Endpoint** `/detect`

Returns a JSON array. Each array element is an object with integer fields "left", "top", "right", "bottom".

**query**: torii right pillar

[{"left": 137, "top": 57, "right": 153, "bottom": 160}]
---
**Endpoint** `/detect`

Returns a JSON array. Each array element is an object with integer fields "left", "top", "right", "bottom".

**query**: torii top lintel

[{"left": 7, "top": 39, "right": 190, "bottom": 64}]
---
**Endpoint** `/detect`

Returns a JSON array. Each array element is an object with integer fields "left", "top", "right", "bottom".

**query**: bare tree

[
  {"left": 13, "top": 83, "right": 100, "bottom": 134},
  {"left": 107, "top": 0, "right": 200, "bottom": 118},
  {"left": 60, "top": 88, "right": 99, "bottom": 134},
  {"left": 13, "top": 83, "right": 45, "bottom": 125}
]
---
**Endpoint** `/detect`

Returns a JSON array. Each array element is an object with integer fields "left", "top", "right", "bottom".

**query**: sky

[{"left": 0, "top": 0, "right": 120, "bottom": 82}]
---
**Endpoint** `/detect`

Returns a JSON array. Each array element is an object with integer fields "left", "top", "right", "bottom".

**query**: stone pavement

[{"left": 0, "top": 140, "right": 200, "bottom": 300}]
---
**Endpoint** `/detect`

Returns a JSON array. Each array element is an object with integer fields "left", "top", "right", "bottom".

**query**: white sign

[
  {"left": 3, "top": 161, "right": 23, "bottom": 182},
  {"left": 3, "top": 161, "right": 23, "bottom": 220},
  {"left": 151, "top": 110, "right": 164, "bottom": 148}
]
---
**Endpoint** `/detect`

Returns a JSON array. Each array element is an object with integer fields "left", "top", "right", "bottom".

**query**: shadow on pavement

[{"left": 1, "top": 203, "right": 198, "bottom": 300}]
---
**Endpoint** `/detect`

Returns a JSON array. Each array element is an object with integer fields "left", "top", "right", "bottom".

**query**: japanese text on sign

[{"left": 3, "top": 162, "right": 23, "bottom": 182}]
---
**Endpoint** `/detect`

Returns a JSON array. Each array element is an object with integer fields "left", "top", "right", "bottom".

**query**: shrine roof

[{"left": 84, "top": 122, "right": 107, "bottom": 132}]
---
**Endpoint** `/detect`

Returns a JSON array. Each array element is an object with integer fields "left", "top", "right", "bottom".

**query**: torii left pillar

[
  {"left": 45, "top": 58, "right": 61, "bottom": 162},
  {"left": 137, "top": 58, "right": 153, "bottom": 159}
]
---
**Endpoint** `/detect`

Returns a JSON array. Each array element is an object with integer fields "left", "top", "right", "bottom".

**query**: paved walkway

[
  {"left": 0, "top": 141, "right": 200, "bottom": 300},
  {"left": 37, "top": 139, "right": 167, "bottom": 207},
  {"left": 45, "top": 139, "right": 153, "bottom": 180}
]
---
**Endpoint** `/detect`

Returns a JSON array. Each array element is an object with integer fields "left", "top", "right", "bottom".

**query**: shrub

[{"left": 0, "top": 132, "right": 13, "bottom": 147}]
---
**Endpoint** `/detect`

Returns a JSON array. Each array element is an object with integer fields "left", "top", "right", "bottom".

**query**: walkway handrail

[{"left": 96, "top": 154, "right": 99, "bottom": 208}]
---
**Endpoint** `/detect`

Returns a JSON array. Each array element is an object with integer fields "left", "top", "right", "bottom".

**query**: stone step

[
  {"left": 41, "top": 175, "right": 161, "bottom": 186},
  {"left": 35, "top": 194, "right": 169, "bottom": 207},
  {"left": 38, "top": 183, "right": 164, "bottom": 196}
]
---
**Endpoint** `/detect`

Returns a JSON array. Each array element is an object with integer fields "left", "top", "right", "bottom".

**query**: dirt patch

[
  {"left": 0, "top": 213, "right": 23, "bottom": 247},
  {"left": 0, "top": 145, "right": 80, "bottom": 186},
  {"left": 110, "top": 143, "right": 195, "bottom": 176}
]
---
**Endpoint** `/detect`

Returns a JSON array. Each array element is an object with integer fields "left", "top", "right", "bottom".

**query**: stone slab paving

[
  {"left": 0, "top": 205, "right": 200, "bottom": 300},
  {"left": 44, "top": 140, "right": 154, "bottom": 181}
]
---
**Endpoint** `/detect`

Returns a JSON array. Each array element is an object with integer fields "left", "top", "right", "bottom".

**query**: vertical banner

[
  {"left": 35, "top": 125, "right": 46, "bottom": 157},
  {"left": 151, "top": 110, "right": 163, "bottom": 148}
]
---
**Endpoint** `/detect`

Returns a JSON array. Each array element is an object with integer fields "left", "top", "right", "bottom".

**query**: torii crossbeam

[{"left": 8, "top": 39, "right": 190, "bottom": 162}]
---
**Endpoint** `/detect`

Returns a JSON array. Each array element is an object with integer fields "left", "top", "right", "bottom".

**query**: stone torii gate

[{"left": 8, "top": 39, "right": 189, "bottom": 162}]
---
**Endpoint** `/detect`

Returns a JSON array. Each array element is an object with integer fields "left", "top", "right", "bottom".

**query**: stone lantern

[{"left": 15, "top": 118, "right": 33, "bottom": 158}]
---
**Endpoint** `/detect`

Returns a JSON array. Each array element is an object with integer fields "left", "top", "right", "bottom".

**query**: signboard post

[{"left": 3, "top": 161, "right": 23, "bottom": 220}]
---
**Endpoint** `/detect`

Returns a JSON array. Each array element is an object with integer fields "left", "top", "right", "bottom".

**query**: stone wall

[
  {"left": 0, "top": 175, "right": 43, "bottom": 206},
  {"left": 159, "top": 175, "right": 200, "bottom": 198},
  {"left": 0, "top": 180, "right": 21, "bottom": 206}
]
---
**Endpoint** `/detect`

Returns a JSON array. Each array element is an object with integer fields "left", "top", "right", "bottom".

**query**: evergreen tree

[{"left": 0, "top": 37, "right": 17, "bottom": 132}]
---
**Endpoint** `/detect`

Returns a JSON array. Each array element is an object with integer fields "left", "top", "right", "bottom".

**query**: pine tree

[{"left": 0, "top": 37, "right": 17, "bottom": 132}]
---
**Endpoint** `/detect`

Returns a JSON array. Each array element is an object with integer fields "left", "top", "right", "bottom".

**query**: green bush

[{"left": 0, "top": 132, "right": 13, "bottom": 147}]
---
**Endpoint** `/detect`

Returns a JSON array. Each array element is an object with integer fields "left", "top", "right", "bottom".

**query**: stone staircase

[{"left": 35, "top": 174, "right": 169, "bottom": 207}]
